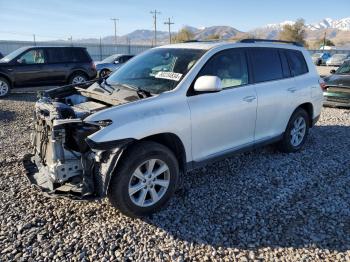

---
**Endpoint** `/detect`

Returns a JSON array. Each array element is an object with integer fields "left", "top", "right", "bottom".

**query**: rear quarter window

[
  {"left": 285, "top": 50, "right": 308, "bottom": 76},
  {"left": 71, "top": 48, "right": 91, "bottom": 62}
]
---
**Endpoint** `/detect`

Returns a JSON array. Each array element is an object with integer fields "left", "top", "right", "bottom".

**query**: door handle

[
  {"left": 7, "top": 68, "right": 13, "bottom": 72},
  {"left": 287, "top": 87, "right": 297, "bottom": 93},
  {"left": 242, "top": 96, "right": 256, "bottom": 102}
]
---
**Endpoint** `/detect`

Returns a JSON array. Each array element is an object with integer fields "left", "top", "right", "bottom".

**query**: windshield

[
  {"left": 101, "top": 54, "right": 120, "bottom": 63},
  {"left": 335, "top": 61, "right": 350, "bottom": 74},
  {"left": 0, "top": 47, "right": 28, "bottom": 62},
  {"left": 312, "top": 53, "right": 322, "bottom": 58},
  {"left": 107, "top": 48, "right": 206, "bottom": 94}
]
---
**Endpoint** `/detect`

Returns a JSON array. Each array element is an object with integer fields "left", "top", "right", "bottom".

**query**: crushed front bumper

[{"left": 23, "top": 153, "right": 98, "bottom": 200}]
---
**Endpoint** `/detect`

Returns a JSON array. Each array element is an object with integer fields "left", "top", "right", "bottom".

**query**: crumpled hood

[{"left": 324, "top": 74, "right": 350, "bottom": 88}]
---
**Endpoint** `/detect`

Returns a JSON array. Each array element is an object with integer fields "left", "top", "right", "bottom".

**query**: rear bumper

[{"left": 323, "top": 92, "right": 350, "bottom": 108}]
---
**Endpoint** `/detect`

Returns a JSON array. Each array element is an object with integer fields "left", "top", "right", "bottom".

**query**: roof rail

[{"left": 239, "top": 38, "right": 303, "bottom": 47}]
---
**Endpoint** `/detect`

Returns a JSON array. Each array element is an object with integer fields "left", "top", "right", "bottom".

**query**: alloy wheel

[
  {"left": 72, "top": 75, "right": 86, "bottom": 84},
  {"left": 128, "top": 159, "right": 170, "bottom": 207},
  {"left": 0, "top": 80, "right": 9, "bottom": 97},
  {"left": 290, "top": 116, "right": 306, "bottom": 147}
]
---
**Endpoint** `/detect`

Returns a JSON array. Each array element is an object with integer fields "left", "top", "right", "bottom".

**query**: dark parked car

[
  {"left": 0, "top": 46, "right": 97, "bottom": 97},
  {"left": 95, "top": 54, "right": 134, "bottom": 77},
  {"left": 0, "top": 52, "right": 3, "bottom": 59},
  {"left": 323, "top": 60, "right": 350, "bottom": 107}
]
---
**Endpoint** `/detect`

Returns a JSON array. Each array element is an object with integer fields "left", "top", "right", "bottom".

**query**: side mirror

[
  {"left": 194, "top": 76, "right": 222, "bottom": 92},
  {"left": 330, "top": 69, "right": 336, "bottom": 74},
  {"left": 114, "top": 60, "right": 119, "bottom": 64},
  {"left": 17, "top": 58, "right": 26, "bottom": 64}
]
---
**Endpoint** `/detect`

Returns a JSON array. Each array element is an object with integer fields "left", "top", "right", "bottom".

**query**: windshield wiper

[{"left": 117, "top": 83, "right": 152, "bottom": 98}]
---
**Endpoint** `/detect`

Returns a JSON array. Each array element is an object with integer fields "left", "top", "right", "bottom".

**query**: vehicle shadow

[
  {"left": 146, "top": 124, "right": 350, "bottom": 252},
  {"left": 1, "top": 93, "right": 37, "bottom": 103},
  {"left": 0, "top": 109, "right": 17, "bottom": 123}
]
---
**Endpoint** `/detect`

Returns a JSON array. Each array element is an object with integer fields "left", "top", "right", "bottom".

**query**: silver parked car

[
  {"left": 95, "top": 54, "right": 134, "bottom": 78},
  {"left": 326, "top": 53, "right": 350, "bottom": 66},
  {"left": 24, "top": 39, "right": 323, "bottom": 217}
]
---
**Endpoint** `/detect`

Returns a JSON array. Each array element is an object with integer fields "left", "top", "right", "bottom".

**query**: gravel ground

[{"left": 1, "top": 94, "right": 350, "bottom": 261}]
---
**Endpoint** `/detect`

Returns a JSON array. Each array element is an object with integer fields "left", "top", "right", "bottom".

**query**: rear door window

[
  {"left": 46, "top": 48, "right": 72, "bottom": 63},
  {"left": 285, "top": 50, "right": 308, "bottom": 76},
  {"left": 249, "top": 48, "right": 283, "bottom": 83},
  {"left": 197, "top": 48, "right": 248, "bottom": 89}
]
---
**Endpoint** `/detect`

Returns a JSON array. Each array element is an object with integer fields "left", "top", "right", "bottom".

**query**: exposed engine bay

[{"left": 23, "top": 81, "right": 142, "bottom": 198}]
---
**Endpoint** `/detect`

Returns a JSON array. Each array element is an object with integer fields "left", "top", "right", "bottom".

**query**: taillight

[
  {"left": 319, "top": 79, "right": 327, "bottom": 91},
  {"left": 91, "top": 62, "right": 96, "bottom": 70}
]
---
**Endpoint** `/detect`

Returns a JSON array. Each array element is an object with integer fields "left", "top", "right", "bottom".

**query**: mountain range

[{"left": 73, "top": 17, "right": 350, "bottom": 47}]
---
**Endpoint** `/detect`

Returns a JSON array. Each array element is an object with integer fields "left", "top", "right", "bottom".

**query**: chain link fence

[{"left": 0, "top": 40, "right": 153, "bottom": 61}]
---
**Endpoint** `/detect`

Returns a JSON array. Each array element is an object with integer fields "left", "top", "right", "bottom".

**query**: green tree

[
  {"left": 172, "top": 28, "right": 195, "bottom": 43},
  {"left": 278, "top": 19, "right": 306, "bottom": 45}
]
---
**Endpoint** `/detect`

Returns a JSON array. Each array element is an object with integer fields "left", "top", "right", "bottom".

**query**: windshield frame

[
  {"left": 106, "top": 47, "right": 207, "bottom": 95},
  {"left": 0, "top": 47, "right": 29, "bottom": 63}
]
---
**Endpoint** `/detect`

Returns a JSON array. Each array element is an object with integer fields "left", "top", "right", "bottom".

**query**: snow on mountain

[{"left": 260, "top": 17, "right": 350, "bottom": 32}]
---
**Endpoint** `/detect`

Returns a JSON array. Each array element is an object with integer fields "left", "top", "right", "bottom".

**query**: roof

[
  {"left": 158, "top": 41, "right": 226, "bottom": 50},
  {"left": 158, "top": 40, "right": 305, "bottom": 51},
  {"left": 19, "top": 46, "right": 86, "bottom": 49}
]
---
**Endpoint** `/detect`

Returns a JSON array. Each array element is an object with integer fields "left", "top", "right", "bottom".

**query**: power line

[
  {"left": 164, "top": 17, "right": 174, "bottom": 44},
  {"left": 150, "top": 10, "right": 161, "bottom": 46},
  {"left": 111, "top": 18, "right": 119, "bottom": 46}
]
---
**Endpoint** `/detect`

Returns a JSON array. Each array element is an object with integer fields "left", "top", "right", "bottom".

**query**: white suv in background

[{"left": 25, "top": 39, "right": 323, "bottom": 217}]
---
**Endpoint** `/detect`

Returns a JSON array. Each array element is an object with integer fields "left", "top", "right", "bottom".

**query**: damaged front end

[{"left": 23, "top": 84, "right": 135, "bottom": 199}]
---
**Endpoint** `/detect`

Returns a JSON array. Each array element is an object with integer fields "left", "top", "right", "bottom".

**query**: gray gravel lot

[{"left": 1, "top": 94, "right": 350, "bottom": 261}]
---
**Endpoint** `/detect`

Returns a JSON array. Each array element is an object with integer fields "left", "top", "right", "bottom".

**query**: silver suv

[{"left": 24, "top": 39, "right": 323, "bottom": 217}]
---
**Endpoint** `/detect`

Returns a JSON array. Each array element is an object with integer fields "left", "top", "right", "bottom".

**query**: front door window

[{"left": 18, "top": 49, "right": 46, "bottom": 64}]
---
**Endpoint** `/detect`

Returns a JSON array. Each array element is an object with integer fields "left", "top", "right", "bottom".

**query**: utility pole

[
  {"left": 68, "top": 36, "right": 73, "bottom": 46},
  {"left": 33, "top": 34, "right": 36, "bottom": 46},
  {"left": 322, "top": 31, "right": 326, "bottom": 51},
  {"left": 150, "top": 10, "right": 161, "bottom": 46},
  {"left": 99, "top": 36, "right": 102, "bottom": 61},
  {"left": 111, "top": 18, "right": 119, "bottom": 46},
  {"left": 164, "top": 17, "right": 174, "bottom": 44}
]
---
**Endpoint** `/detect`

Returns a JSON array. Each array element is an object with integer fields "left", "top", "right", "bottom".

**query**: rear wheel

[
  {"left": 69, "top": 72, "right": 87, "bottom": 85},
  {"left": 0, "top": 77, "right": 10, "bottom": 97},
  {"left": 108, "top": 141, "right": 179, "bottom": 217},
  {"left": 278, "top": 108, "right": 310, "bottom": 153}
]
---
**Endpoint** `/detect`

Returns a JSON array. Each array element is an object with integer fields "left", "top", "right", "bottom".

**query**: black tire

[
  {"left": 99, "top": 69, "right": 111, "bottom": 78},
  {"left": 108, "top": 141, "right": 179, "bottom": 217},
  {"left": 68, "top": 72, "right": 88, "bottom": 85},
  {"left": 278, "top": 108, "right": 310, "bottom": 153},
  {"left": 0, "top": 77, "right": 10, "bottom": 97}
]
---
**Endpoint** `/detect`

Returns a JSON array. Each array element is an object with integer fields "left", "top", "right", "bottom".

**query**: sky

[{"left": 0, "top": 0, "right": 349, "bottom": 41}]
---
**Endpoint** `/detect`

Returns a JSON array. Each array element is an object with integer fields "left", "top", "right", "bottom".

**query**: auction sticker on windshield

[{"left": 155, "top": 71, "right": 183, "bottom": 81}]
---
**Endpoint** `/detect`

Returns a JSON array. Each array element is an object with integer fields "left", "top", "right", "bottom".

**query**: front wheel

[
  {"left": 99, "top": 69, "right": 111, "bottom": 78},
  {"left": 278, "top": 108, "right": 310, "bottom": 153},
  {"left": 108, "top": 141, "right": 179, "bottom": 217}
]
